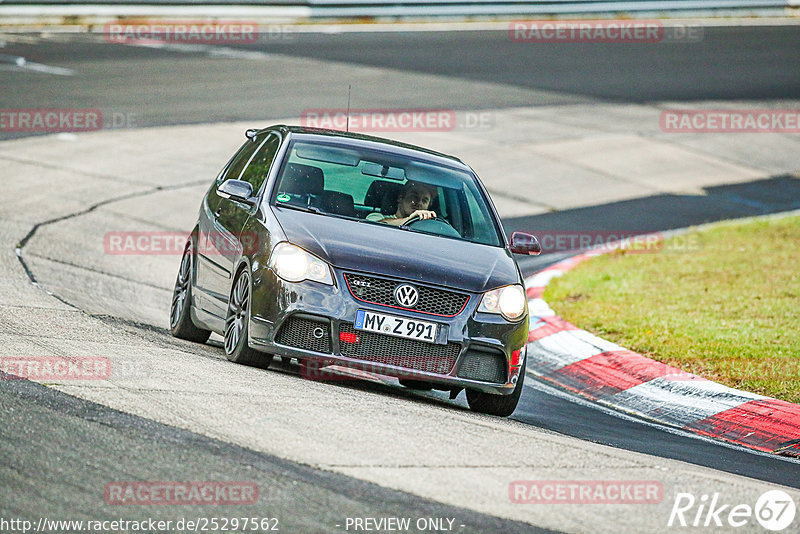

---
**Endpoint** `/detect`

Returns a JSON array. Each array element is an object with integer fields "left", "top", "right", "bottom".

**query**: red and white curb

[{"left": 523, "top": 251, "right": 800, "bottom": 458}]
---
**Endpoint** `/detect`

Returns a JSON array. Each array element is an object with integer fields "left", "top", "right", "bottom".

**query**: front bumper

[{"left": 248, "top": 267, "right": 528, "bottom": 395}]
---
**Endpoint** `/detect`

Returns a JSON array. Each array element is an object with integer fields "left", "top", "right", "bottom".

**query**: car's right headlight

[
  {"left": 268, "top": 242, "right": 333, "bottom": 285},
  {"left": 478, "top": 284, "right": 527, "bottom": 321}
]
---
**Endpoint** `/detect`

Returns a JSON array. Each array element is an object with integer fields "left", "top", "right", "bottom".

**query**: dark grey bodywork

[{"left": 182, "top": 126, "right": 530, "bottom": 401}]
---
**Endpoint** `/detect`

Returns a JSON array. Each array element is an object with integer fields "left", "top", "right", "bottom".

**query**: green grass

[{"left": 543, "top": 215, "right": 800, "bottom": 404}]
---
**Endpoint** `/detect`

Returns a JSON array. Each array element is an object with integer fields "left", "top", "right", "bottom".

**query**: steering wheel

[
  {"left": 401, "top": 215, "right": 461, "bottom": 238},
  {"left": 400, "top": 213, "right": 446, "bottom": 227}
]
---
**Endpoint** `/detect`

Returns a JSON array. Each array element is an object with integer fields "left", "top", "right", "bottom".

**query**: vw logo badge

[{"left": 394, "top": 284, "right": 419, "bottom": 308}]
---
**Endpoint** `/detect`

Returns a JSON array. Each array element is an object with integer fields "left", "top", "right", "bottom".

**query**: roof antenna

[{"left": 346, "top": 84, "right": 352, "bottom": 133}]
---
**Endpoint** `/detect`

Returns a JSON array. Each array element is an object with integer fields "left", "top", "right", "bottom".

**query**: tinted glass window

[
  {"left": 272, "top": 140, "right": 502, "bottom": 247},
  {"left": 220, "top": 137, "right": 262, "bottom": 185},
  {"left": 239, "top": 134, "right": 280, "bottom": 194}
]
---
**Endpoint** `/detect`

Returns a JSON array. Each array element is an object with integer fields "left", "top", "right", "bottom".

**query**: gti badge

[{"left": 394, "top": 284, "right": 419, "bottom": 308}]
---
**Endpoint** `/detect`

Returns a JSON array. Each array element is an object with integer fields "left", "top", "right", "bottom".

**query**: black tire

[
  {"left": 224, "top": 268, "right": 271, "bottom": 369},
  {"left": 170, "top": 239, "right": 211, "bottom": 343},
  {"left": 466, "top": 362, "right": 526, "bottom": 417},
  {"left": 399, "top": 379, "right": 434, "bottom": 390}
]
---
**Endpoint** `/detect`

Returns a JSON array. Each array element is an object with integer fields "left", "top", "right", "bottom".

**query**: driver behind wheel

[{"left": 366, "top": 181, "right": 437, "bottom": 226}]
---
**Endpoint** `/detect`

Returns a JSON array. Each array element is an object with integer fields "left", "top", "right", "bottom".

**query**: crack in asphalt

[
  {"left": 0, "top": 153, "right": 147, "bottom": 185},
  {"left": 14, "top": 178, "right": 208, "bottom": 293},
  {"left": 26, "top": 251, "right": 171, "bottom": 291},
  {"left": 101, "top": 210, "right": 204, "bottom": 231}
]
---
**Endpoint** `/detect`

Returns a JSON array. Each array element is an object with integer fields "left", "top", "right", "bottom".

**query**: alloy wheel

[
  {"left": 170, "top": 243, "right": 192, "bottom": 329},
  {"left": 225, "top": 271, "right": 250, "bottom": 355}
]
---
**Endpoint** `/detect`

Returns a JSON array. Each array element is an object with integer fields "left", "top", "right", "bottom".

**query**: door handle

[{"left": 215, "top": 207, "right": 223, "bottom": 217}]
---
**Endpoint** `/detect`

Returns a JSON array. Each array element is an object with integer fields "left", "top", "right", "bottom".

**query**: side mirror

[
  {"left": 245, "top": 128, "right": 258, "bottom": 141},
  {"left": 217, "top": 179, "right": 256, "bottom": 205},
  {"left": 509, "top": 231, "right": 541, "bottom": 255}
]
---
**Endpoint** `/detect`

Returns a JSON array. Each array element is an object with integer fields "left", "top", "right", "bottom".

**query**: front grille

[
  {"left": 344, "top": 273, "right": 469, "bottom": 317},
  {"left": 457, "top": 347, "right": 508, "bottom": 383},
  {"left": 339, "top": 323, "right": 460, "bottom": 375},
  {"left": 275, "top": 315, "right": 331, "bottom": 353}
]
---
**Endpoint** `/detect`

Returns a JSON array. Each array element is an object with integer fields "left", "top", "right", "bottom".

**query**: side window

[
  {"left": 239, "top": 134, "right": 280, "bottom": 195},
  {"left": 218, "top": 137, "right": 262, "bottom": 185},
  {"left": 463, "top": 186, "right": 494, "bottom": 243}
]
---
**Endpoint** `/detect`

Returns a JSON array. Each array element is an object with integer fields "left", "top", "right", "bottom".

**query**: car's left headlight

[
  {"left": 268, "top": 242, "right": 333, "bottom": 285},
  {"left": 478, "top": 284, "right": 527, "bottom": 321}
]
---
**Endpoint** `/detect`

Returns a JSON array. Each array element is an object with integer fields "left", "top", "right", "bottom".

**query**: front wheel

[
  {"left": 224, "top": 268, "right": 271, "bottom": 369},
  {"left": 466, "top": 363, "right": 525, "bottom": 417},
  {"left": 170, "top": 239, "right": 211, "bottom": 343}
]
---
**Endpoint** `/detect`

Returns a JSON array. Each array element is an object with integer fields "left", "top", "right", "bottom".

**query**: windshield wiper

[
  {"left": 277, "top": 203, "right": 368, "bottom": 223},
  {"left": 276, "top": 203, "right": 323, "bottom": 215}
]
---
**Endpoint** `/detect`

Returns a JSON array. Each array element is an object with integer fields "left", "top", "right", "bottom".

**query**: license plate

[{"left": 354, "top": 310, "right": 438, "bottom": 344}]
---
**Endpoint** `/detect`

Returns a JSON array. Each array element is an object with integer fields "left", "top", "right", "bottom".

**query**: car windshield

[{"left": 271, "top": 139, "right": 503, "bottom": 247}]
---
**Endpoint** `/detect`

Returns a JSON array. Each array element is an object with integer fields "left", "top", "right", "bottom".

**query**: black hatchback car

[{"left": 170, "top": 125, "right": 540, "bottom": 416}]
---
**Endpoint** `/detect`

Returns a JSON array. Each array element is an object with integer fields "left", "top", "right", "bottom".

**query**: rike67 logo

[{"left": 668, "top": 490, "right": 796, "bottom": 531}]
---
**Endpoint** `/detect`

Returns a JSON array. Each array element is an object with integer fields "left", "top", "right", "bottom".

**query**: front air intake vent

[
  {"left": 275, "top": 315, "right": 332, "bottom": 354},
  {"left": 457, "top": 347, "right": 508, "bottom": 383}
]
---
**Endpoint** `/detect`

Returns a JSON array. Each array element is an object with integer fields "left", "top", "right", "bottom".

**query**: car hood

[{"left": 272, "top": 206, "right": 520, "bottom": 293}]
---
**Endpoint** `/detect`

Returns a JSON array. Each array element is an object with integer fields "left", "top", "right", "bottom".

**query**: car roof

[{"left": 256, "top": 125, "right": 471, "bottom": 171}]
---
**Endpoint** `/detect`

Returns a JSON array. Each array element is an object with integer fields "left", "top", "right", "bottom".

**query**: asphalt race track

[
  {"left": 2, "top": 24, "right": 800, "bottom": 533},
  {"left": 2, "top": 25, "right": 799, "bottom": 135}
]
